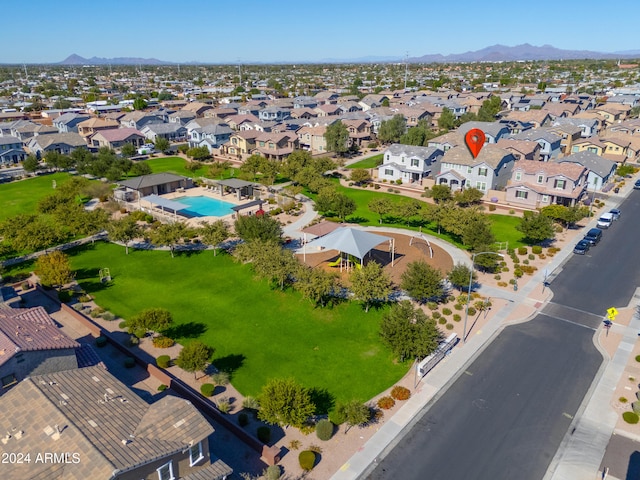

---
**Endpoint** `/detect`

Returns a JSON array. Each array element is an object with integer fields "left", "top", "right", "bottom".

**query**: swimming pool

[{"left": 173, "top": 196, "right": 235, "bottom": 217}]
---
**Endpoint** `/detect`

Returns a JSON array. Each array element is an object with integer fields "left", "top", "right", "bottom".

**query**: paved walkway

[{"left": 331, "top": 176, "right": 639, "bottom": 480}]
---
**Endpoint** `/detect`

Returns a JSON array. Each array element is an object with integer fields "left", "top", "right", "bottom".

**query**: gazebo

[{"left": 303, "top": 227, "right": 394, "bottom": 269}]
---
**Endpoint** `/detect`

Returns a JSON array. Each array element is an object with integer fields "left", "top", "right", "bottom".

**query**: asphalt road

[{"left": 366, "top": 191, "right": 640, "bottom": 480}]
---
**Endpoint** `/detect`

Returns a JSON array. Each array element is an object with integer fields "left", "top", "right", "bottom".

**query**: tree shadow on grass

[
  {"left": 163, "top": 321, "right": 207, "bottom": 340},
  {"left": 173, "top": 248, "right": 205, "bottom": 258},
  {"left": 309, "top": 387, "right": 335, "bottom": 415},
  {"left": 210, "top": 353, "right": 246, "bottom": 379}
]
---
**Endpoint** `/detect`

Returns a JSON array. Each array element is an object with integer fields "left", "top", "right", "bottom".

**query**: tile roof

[
  {"left": 555, "top": 150, "right": 617, "bottom": 178},
  {"left": 30, "top": 132, "right": 87, "bottom": 149},
  {"left": 441, "top": 144, "right": 514, "bottom": 169},
  {"left": 95, "top": 128, "right": 144, "bottom": 142},
  {"left": 181, "top": 460, "right": 233, "bottom": 480},
  {"left": 0, "top": 305, "right": 79, "bottom": 366},
  {"left": 513, "top": 159, "right": 586, "bottom": 180},
  {"left": 0, "top": 366, "right": 215, "bottom": 478}
]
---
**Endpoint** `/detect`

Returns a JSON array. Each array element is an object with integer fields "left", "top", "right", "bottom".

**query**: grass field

[
  {"left": 0, "top": 172, "right": 75, "bottom": 222},
  {"left": 346, "top": 153, "right": 384, "bottom": 169},
  {"left": 144, "top": 156, "right": 239, "bottom": 181},
  {"left": 67, "top": 242, "right": 407, "bottom": 404}
]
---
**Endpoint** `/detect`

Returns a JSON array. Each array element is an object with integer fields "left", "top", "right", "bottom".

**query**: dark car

[
  {"left": 609, "top": 208, "right": 621, "bottom": 221},
  {"left": 583, "top": 227, "right": 603, "bottom": 245},
  {"left": 573, "top": 239, "right": 591, "bottom": 255},
  {"left": 634, "top": 179, "right": 640, "bottom": 190}
]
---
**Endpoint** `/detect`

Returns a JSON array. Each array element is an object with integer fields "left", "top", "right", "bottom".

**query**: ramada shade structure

[{"left": 303, "top": 227, "right": 394, "bottom": 266}]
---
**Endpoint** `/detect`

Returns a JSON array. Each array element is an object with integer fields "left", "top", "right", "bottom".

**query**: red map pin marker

[{"left": 465, "top": 128, "right": 486, "bottom": 158}]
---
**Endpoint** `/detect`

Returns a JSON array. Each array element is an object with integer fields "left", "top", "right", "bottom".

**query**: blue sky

[{"left": 9, "top": 0, "right": 639, "bottom": 63}]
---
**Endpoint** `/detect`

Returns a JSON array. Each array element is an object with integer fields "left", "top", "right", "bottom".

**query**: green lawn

[
  {"left": 67, "top": 242, "right": 407, "bottom": 404},
  {"left": 144, "top": 156, "right": 235, "bottom": 180},
  {"left": 347, "top": 153, "right": 384, "bottom": 169},
  {"left": 0, "top": 172, "right": 75, "bottom": 222},
  {"left": 489, "top": 214, "right": 526, "bottom": 249}
]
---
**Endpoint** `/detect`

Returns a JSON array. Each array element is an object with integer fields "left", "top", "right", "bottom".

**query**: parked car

[
  {"left": 583, "top": 227, "right": 603, "bottom": 246},
  {"left": 609, "top": 208, "right": 621, "bottom": 221},
  {"left": 597, "top": 212, "right": 614, "bottom": 229},
  {"left": 634, "top": 179, "right": 640, "bottom": 189},
  {"left": 573, "top": 239, "right": 591, "bottom": 255}
]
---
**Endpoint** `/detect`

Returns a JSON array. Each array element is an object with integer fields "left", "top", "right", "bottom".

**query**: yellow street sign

[{"left": 607, "top": 307, "right": 619, "bottom": 320}]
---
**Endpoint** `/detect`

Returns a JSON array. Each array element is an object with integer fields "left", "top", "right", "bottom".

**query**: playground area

[{"left": 297, "top": 231, "right": 455, "bottom": 285}]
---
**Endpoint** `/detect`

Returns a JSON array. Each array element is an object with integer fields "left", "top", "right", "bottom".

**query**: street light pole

[{"left": 463, "top": 251, "right": 504, "bottom": 343}]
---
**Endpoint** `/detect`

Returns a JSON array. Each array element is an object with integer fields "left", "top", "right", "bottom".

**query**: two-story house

[
  {"left": 27, "top": 132, "right": 88, "bottom": 157},
  {"left": 140, "top": 122, "right": 187, "bottom": 143},
  {"left": 258, "top": 106, "right": 291, "bottom": 122},
  {"left": 224, "top": 130, "right": 260, "bottom": 156},
  {"left": 296, "top": 125, "right": 328, "bottom": 154},
  {"left": 377, "top": 144, "right": 444, "bottom": 184},
  {"left": 90, "top": 128, "right": 146, "bottom": 150},
  {"left": 253, "top": 131, "right": 298, "bottom": 160},
  {"left": 554, "top": 150, "right": 618, "bottom": 192},
  {"left": 505, "top": 161, "right": 588, "bottom": 208},
  {"left": 52, "top": 112, "right": 91, "bottom": 133},
  {"left": 495, "top": 139, "right": 542, "bottom": 162},
  {"left": 435, "top": 144, "right": 516, "bottom": 193},
  {"left": 342, "top": 118, "right": 372, "bottom": 147},
  {"left": 0, "top": 136, "right": 27, "bottom": 165},
  {"left": 0, "top": 366, "right": 233, "bottom": 480},
  {"left": 510, "top": 129, "right": 562, "bottom": 161},
  {"left": 545, "top": 123, "right": 583, "bottom": 155},
  {"left": 120, "top": 111, "right": 164, "bottom": 130},
  {"left": 187, "top": 123, "right": 233, "bottom": 152},
  {"left": 458, "top": 121, "right": 510, "bottom": 144},
  {"left": 77, "top": 117, "right": 120, "bottom": 139}
]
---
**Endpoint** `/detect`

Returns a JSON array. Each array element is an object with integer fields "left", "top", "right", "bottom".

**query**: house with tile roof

[
  {"left": 140, "top": 123, "right": 187, "bottom": 143},
  {"left": 77, "top": 117, "right": 120, "bottom": 139},
  {"left": 554, "top": 150, "right": 617, "bottom": 192},
  {"left": 296, "top": 125, "right": 327, "bottom": 154},
  {"left": 495, "top": 139, "right": 542, "bottom": 162},
  {"left": 223, "top": 130, "right": 260, "bottom": 156},
  {"left": 458, "top": 121, "right": 510, "bottom": 144},
  {"left": 510, "top": 128, "right": 562, "bottom": 161},
  {"left": 378, "top": 143, "right": 443, "bottom": 184},
  {"left": 253, "top": 131, "right": 298, "bottom": 160},
  {"left": 90, "top": 128, "right": 146, "bottom": 151},
  {"left": 0, "top": 304, "right": 79, "bottom": 395},
  {"left": 27, "top": 132, "right": 88, "bottom": 156},
  {"left": 505, "top": 161, "right": 588, "bottom": 208},
  {"left": 52, "top": 112, "right": 91, "bottom": 133},
  {"left": 435, "top": 144, "right": 516, "bottom": 193},
  {"left": 119, "top": 111, "right": 165, "bottom": 131},
  {"left": 0, "top": 366, "right": 232, "bottom": 480}
]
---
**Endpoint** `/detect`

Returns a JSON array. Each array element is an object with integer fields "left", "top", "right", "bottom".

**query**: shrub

[
  {"left": 446, "top": 323, "right": 454, "bottom": 330},
  {"left": 502, "top": 267, "right": 510, "bottom": 272},
  {"left": 124, "top": 357, "right": 136, "bottom": 368},
  {"left": 101, "top": 312, "right": 115, "bottom": 321},
  {"left": 157, "top": 384, "right": 168, "bottom": 392},
  {"left": 623, "top": 412, "right": 640, "bottom": 424},
  {"left": 432, "top": 311, "right": 441, "bottom": 319},
  {"left": 238, "top": 412, "right": 249, "bottom": 427},
  {"left": 328, "top": 408, "right": 346, "bottom": 425},
  {"left": 509, "top": 209, "right": 515, "bottom": 214},
  {"left": 257, "top": 426, "right": 271, "bottom": 444},
  {"left": 299, "top": 450, "right": 316, "bottom": 471},
  {"left": 118, "top": 320, "right": 128, "bottom": 329},
  {"left": 126, "top": 335, "right": 139, "bottom": 347},
  {"left": 78, "top": 294, "right": 92, "bottom": 303},
  {"left": 134, "top": 327, "right": 147, "bottom": 339},
  {"left": 635, "top": 355, "right": 640, "bottom": 363},
  {"left": 514, "top": 269, "right": 523, "bottom": 278},
  {"left": 453, "top": 314, "right": 461, "bottom": 322},
  {"left": 438, "top": 317, "right": 447, "bottom": 325},
  {"left": 395, "top": 179, "right": 403, "bottom": 185},
  {"left": 90, "top": 308, "right": 105, "bottom": 318},
  {"left": 467, "top": 307, "right": 477, "bottom": 316},
  {"left": 212, "top": 371, "right": 230, "bottom": 386},
  {"left": 316, "top": 419, "right": 334, "bottom": 441},
  {"left": 523, "top": 259, "right": 529, "bottom": 265},
  {"left": 391, "top": 386, "right": 411, "bottom": 401},
  {"left": 488, "top": 204, "right": 496, "bottom": 211},
  {"left": 156, "top": 355, "right": 171, "bottom": 368},
  {"left": 532, "top": 245, "right": 542, "bottom": 254},
  {"left": 309, "top": 443, "right": 323, "bottom": 453},
  {"left": 216, "top": 396, "right": 231, "bottom": 414},
  {"left": 152, "top": 336, "right": 175, "bottom": 348},
  {"left": 634, "top": 402, "right": 640, "bottom": 414},
  {"left": 374, "top": 184, "right": 380, "bottom": 190},
  {"left": 377, "top": 396, "right": 395, "bottom": 410},
  {"left": 517, "top": 247, "right": 527, "bottom": 255},
  {"left": 427, "top": 301, "right": 439, "bottom": 310},
  {"left": 442, "top": 308, "right": 452, "bottom": 316},
  {"left": 242, "top": 396, "right": 260, "bottom": 411},
  {"left": 95, "top": 336, "right": 107, "bottom": 348},
  {"left": 288, "top": 439, "right": 301, "bottom": 450},
  {"left": 454, "top": 303, "right": 463, "bottom": 311},
  {"left": 73, "top": 303, "right": 84, "bottom": 311},
  {"left": 548, "top": 247, "right": 560, "bottom": 254},
  {"left": 620, "top": 397, "right": 629, "bottom": 403},
  {"left": 264, "top": 465, "right": 281, "bottom": 480},
  {"left": 528, "top": 254, "right": 535, "bottom": 260},
  {"left": 539, "top": 253, "right": 546, "bottom": 259},
  {"left": 509, "top": 279, "right": 516, "bottom": 285},
  {"left": 200, "top": 383, "right": 215, "bottom": 397}
]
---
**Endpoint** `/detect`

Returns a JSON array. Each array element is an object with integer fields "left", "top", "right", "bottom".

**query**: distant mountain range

[
  {"left": 408, "top": 43, "right": 640, "bottom": 63},
  {"left": 56, "top": 44, "right": 640, "bottom": 66}
]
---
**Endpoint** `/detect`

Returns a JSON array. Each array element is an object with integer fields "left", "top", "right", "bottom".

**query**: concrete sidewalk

[{"left": 331, "top": 177, "right": 639, "bottom": 480}]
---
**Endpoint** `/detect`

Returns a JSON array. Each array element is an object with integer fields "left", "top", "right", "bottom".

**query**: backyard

[{"left": 64, "top": 242, "right": 408, "bottom": 405}]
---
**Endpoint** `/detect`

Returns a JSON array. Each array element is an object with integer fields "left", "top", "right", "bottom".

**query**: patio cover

[
  {"left": 304, "top": 227, "right": 393, "bottom": 264},
  {"left": 141, "top": 194, "right": 189, "bottom": 212}
]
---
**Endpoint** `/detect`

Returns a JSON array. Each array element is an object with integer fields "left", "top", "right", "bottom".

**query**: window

[
  {"left": 401, "top": 156, "right": 405, "bottom": 163},
  {"left": 537, "top": 174, "right": 544, "bottom": 184},
  {"left": 385, "top": 154, "right": 390, "bottom": 161},
  {"left": 189, "top": 441, "right": 204, "bottom": 466},
  {"left": 384, "top": 169, "right": 394, "bottom": 176},
  {"left": 1, "top": 374, "right": 17, "bottom": 388},
  {"left": 515, "top": 190, "right": 528, "bottom": 199},
  {"left": 475, "top": 181, "right": 487, "bottom": 191},
  {"left": 467, "top": 167, "right": 472, "bottom": 174},
  {"left": 157, "top": 461, "right": 174, "bottom": 480},
  {"left": 541, "top": 195, "right": 549, "bottom": 202},
  {"left": 571, "top": 146, "right": 579, "bottom": 153},
  {"left": 478, "top": 168, "right": 488, "bottom": 177},
  {"left": 554, "top": 179, "right": 566, "bottom": 189},
  {"left": 515, "top": 172, "right": 522, "bottom": 181},
  {"left": 410, "top": 158, "right": 419, "bottom": 167}
]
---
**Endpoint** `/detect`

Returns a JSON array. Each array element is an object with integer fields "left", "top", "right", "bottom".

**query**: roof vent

[{"left": 121, "top": 439, "right": 131, "bottom": 446}]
